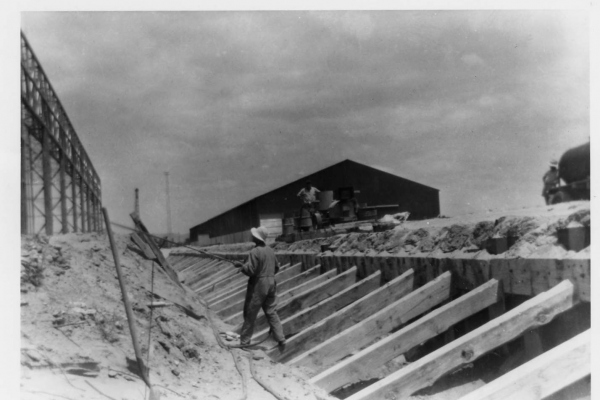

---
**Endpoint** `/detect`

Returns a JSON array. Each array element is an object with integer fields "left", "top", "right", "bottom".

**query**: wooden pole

[{"left": 102, "top": 208, "right": 159, "bottom": 399}]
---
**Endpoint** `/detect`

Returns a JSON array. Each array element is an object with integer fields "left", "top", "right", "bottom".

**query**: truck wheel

[{"left": 550, "top": 190, "right": 573, "bottom": 204}]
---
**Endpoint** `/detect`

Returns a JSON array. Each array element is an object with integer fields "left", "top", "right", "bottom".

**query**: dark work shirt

[{"left": 241, "top": 245, "right": 280, "bottom": 279}]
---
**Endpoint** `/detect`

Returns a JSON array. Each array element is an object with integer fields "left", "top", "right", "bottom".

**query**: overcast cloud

[{"left": 20, "top": 10, "right": 589, "bottom": 234}]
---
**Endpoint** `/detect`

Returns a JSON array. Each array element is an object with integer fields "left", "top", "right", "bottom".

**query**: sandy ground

[
  {"left": 20, "top": 233, "right": 331, "bottom": 400},
  {"left": 20, "top": 201, "right": 591, "bottom": 400},
  {"left": 265, "top": 201, "right": 591, "bottom": 260}
]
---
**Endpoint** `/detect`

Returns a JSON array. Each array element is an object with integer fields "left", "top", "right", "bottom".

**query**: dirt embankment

[
  {"left": 263, "top": 202, "right": 590, "bottom": 260},
  {"left": 20, "top": 233, "right": 330, "bottom": 400}
]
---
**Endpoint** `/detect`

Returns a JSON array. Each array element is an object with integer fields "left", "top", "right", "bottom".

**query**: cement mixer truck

[{"left": 547, "top": 142, "right": 590, "bottom": 204}]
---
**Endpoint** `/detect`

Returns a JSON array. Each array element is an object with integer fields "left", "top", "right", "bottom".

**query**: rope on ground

[
  {"left": 231, "top": 349, "right": 249, "bottom": 400},
  {"left": 178, "top": 259, "right": 286, "bottom": 400},
  {"left": 84, "top": 380, "right": 120, "bottom": 400},
  {"left": 245, "top": 353, "right": 293, "bottom": 400}
]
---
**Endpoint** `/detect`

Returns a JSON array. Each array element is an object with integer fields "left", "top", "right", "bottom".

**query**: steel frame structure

[{"left": 21, "top": 32, "right": 103, "bottom": 235}]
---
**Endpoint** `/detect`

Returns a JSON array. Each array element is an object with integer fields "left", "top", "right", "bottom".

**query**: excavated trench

[{"left": 169, "top": 203, "right": 591, "bottom": 399}]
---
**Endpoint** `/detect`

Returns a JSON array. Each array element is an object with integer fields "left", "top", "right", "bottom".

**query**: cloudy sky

[{"left": 19, "top": 9, "right": 590, "bottom": 235}]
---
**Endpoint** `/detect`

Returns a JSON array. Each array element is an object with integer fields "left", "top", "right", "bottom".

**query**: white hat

[
  {"left": 251, "top": 226, "right": 268, "bottom": 243},
  {"left": 550, "top": 160, "right": 558, "bottom": 167}
]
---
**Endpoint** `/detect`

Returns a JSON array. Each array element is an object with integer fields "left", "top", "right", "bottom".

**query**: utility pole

[
  {"left": 134, "top": 188, "right": 140, "bottom": 216},
  {"left": 165, "top": 172, "right": 172, "bottom": 239}
]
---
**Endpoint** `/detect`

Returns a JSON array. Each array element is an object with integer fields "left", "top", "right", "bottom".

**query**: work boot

[{"left": 278, "top": 341, "right": 286, "bottom": 353}]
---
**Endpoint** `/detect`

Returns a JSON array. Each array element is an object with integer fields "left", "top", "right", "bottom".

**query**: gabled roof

[{"left": 191, "top": 159, "right": 438, "bottom": 230}]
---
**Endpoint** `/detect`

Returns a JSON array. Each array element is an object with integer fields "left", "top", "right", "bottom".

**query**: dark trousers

[{"left": 240, "top": 277, "right": 285, "bottom": 345}]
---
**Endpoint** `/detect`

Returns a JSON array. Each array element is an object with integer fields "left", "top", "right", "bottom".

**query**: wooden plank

[
  {"left": 130, "top": 212, "right": 181, "bottom": 286},
  {"left": 205, "top": 273, "right": 247, "bottom": 298},
  {"left": 179, "top": 259, "right": 216, "bottom": 281},
  {"left": 191, "top": 263, "right": 237, "bottom": 291},
  {"left": 131, "top": 232, "right": 156, "bottom": 259},
  {"left": 457, "top": 330, "right": 590, "bottom": 400},
  {"left": 187, "top": 261, "right": 233, "bottom": 288},
  {"left": 562, "top": 258, "right": 590, "bottom": 302},
  {"left": 211, "top": 286, "right": 247, "bottom": 312},
  {"left": 198, "top": 268, "right": 245, "bottom": 298},
  {"left": 224, "top": 268, "right": 343, "bottom": 326},
  {"left": 253, "top": 271, "right": 383, "bottom": 342},
  {"left": 179, "top": 259, "right": 220, "bottom": 285},
  {"left": 215, "top": 263, "right": 309, "bottom": 317},
  {"left": 291, "top": 271, "right": 452, "bottom": 371},
  {"left": 277, "top": 268, "right": 337, "bottom": 305},
  {"left": 311, "top": 279, "right": 499, "bottom": 392},
  {"left": 247, "top": 266, "right": 359, "bottom": 334},
  {"left": 196, "top": 269, "right": 243, "bottom": 297},
  {"left": 179, "top": 257, "right": 215, "bottom": 275},
  {"left": 166, "top": 254, "right": 186, "bottom": 265},
  {"left": 207, "top": 280, "right": 247, "bottom": 305},
  {"left": 277, "top": 264, "right": 322, "bottom": 294},
  {"left": 207, "top": 262, "right": 291, "bottom": 305},
  {"left": 510, "top": 258, "right": 532, "bottom": 296},
  {"left": 269, "top": 269, "right": 415, "bottom": 363},
  {"left": 275, "top": 262, "right": 303, "bottom": 282},
  {"left": 346, "top": 280, "right": 576, "bottom": 400}
]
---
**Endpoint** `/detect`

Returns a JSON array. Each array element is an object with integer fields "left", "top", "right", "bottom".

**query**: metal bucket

[
  {"left": 318, "top": 191, "right": 334, "bottom": 211},
  {"left": 300, "top": 208, "right": 312, "bottom": 229}
]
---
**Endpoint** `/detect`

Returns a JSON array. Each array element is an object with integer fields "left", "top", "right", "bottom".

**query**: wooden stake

[{"left": 103, "top": 208, "right": 159, "bottom": 400}]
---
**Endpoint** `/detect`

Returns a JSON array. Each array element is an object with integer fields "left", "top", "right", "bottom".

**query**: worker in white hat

[
  {"left": 542, "top": 160, "right": 560, "bottom": 205},
  {"left": 234, "top": 226, "right": 286, "bottom": 352}
]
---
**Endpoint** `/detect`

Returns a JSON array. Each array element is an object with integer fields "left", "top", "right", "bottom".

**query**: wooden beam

[
  {"left": 291, "top": 271, "right": 452, "bottom": 371},
  {"left": 179, "top": 259, "right": 217, "bottom": 283},
  {"left": 184, "top": 260, "right": 227, "bottom": 286},
  {"left": 211, "top": 263, "right": 301, "bottom": 313},
  {"left": 207, "top": 280, "right": 247, "bottom": 306},
  {"left": 219, "top": 268, "right": 337, "bottom": 320},
  {"left": 202, "top": 272, "right": 247, "bottom": 298},
  {"left": 277, "top": 264, "right": 322, "bottom": 294},
  {"left": 131, "top": 232, "right": 155, "bottom": 259},
  {"left": 270, "top": 269, "right": 415, "bottom": 363},
  {"left": 253, "top": 271, "right": 382, "bottom": 342},
  {"left": 345, "top": 280, "right": 575, "bottom": 400},
  {"left": 457, "top": 329, "right": 590, "bottom": 400},
  {"left": 223, "top": 268, "right": 339, "bottom": 326},
  {"left": 129, "top": 212, "right": 181, "bottom": 287},
  {"left": 277, "top": 268, "right": 336, "bottom": 304},
  {"left": 207, "top": 262, "right": 292, "bottom": 305},
  {"left": 197, "top": 269, "right": 243, "bottom": 297},
  {"left": 275, "top": 262, "right": 304, "bottom": 282},
  {"left": 178, "top": 257, "right": 213, "bottom": 274},
  {"left": 191, "top": 263, "right": 237, "bottom": 291},
  {"left": 312, "top": 279, "right": 499, "bottom": 392},
  {"left": 187, "top": 261, "right": 235, "bottom": 289},
  {"left": 244, "top": 266, "right": 359, "bottom": 334}
]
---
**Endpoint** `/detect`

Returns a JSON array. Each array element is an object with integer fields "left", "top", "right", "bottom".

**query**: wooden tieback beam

[{"left": 346, "top": 280, "right": 576, "bottom": 400}]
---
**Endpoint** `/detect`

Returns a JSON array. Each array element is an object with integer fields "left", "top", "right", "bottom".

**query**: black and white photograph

[{"left": 3, "top": 1, "right": 596, "bottom": 399}]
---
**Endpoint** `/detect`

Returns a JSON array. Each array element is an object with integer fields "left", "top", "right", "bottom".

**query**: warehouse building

[{"left": 189, "top": 160, "right": 440, "bottom": 245}]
